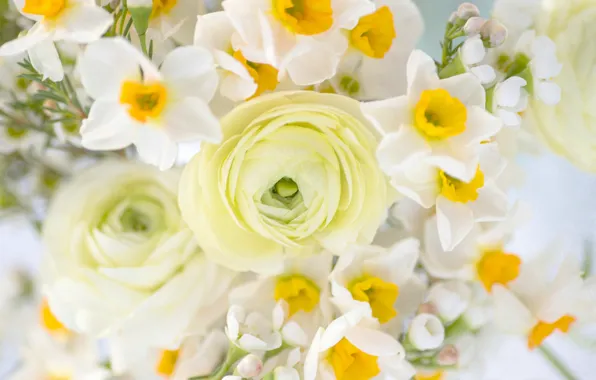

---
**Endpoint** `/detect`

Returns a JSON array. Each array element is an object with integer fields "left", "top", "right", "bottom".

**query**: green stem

[
  {"left": 189, "top": 345, "right": 247, "bottom": 380},
  {"left": 538, "top": 345, "right": 577, "bottom": 380}
]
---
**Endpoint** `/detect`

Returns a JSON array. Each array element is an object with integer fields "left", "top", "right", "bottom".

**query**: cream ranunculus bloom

[
  {"left": 179, "top": 91, "right": 394, "bottom": 274},
  {"left": 527, "top": 0, "right": 596, "bottom": 171},
  {"left": 43, "top": 161, "right": 236, "bottom": 348}
]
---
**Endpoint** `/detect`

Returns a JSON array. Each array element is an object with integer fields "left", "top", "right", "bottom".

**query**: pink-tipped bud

[
  {"left": 418, "top": 302, "right": 439, "bottom": 316},
  {"left": 480, "top": 19, "right": 508, "bottom": 48},
  {"left": 236, "top": 354, "right": 263, "bottom": 378},
  {"left": 457, "top": 3, "right": 480, "bottom": 20},
  {"left": 464, "top": 17, "right": 485, "bottom": 35},
  {"left": 437, "top": 344, "right": 459, "bottom": 366}
]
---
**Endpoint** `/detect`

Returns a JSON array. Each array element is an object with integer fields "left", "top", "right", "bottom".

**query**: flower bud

[
  {"left": 437, "top": 344, "right": 459, "bottom": 366},
  {"left": 236, "top": 354, "right": 263, "bottom": 378},
  {"left": 427, "top": 281, "right": 471, "bottom": 323},
  {"left": 457, "top": 3, "right": 480, "bottom": 20},
  {"left": 417, "top": 302, "right": 438, "bottom": 316},
  {"left": 480, "top": 19, "right": 508, "bottom": 48},
  {"left": 464, "top": 17, "right": 485, "bottom": 35},
  {"left": 408, "top": 313, "right": 445, "bottom": 351},
  {"left": 448, "top": 11, "right": 458, "bottom": 24}
]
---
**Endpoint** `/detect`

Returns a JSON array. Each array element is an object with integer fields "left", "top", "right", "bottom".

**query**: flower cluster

[{"left": 0, "top": 1, "right": 594, "bottom": 380}]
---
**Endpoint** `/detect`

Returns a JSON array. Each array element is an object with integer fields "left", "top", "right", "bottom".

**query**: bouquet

[{"left": 0, "top": 0, "right": 594, "bottom": 379}]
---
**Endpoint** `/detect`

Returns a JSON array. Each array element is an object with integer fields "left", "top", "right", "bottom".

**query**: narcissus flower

[
  {"left": 179, "top": 91, "right": 394, "bottom": 274},
  {"left": 0, "top": 0, "right": 113, "bottom": 81},
  {"left": 78, "top": 37, "right": 220, "bottom": 170}
]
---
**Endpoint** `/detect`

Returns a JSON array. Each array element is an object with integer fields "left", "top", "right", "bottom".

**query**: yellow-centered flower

[
  {"left": 119, "top": 81, "right": 168, "bottom": 123},
  {"left": 328, "top": 338, "right": 380, "bottom": 380},
  {"left": 414, "top": 89, "right": 467, "bottom": 139},
  {"left": 233, "top": 50, "right": 279, "bottom": 99},
  {"left": 40, "top": 299, "right": 70, "bottom": 336},
  {"left": 439, "top": 166, "right": 484, "bottom": 203},
  {"left": 22, "top": 0, "right": 66, "bottom": 19},
  {"left": 274, "top": 275, "right": 321, "bottom": 316},
  {"left": 349, "top": 276, "right": 399, "bottom": 323},
  {"left": 272, "top": 0, "right": 333, "bottom": 35},
  {"left": 476, "top": 249, "right": 522, "bottom": 292},
  {"left": 151, "top": 0, "right": 177, "bottom": 19},
  {"left": 350, "top": 6, "right": 396, "bottom": 59}
]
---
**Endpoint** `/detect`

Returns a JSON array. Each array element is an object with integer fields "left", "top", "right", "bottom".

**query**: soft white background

[{"left": 2, "top": 0, "right": 596, "bottom": 379}]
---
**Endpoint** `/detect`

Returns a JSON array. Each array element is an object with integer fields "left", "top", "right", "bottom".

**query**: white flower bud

[
  {"left": 408, "top": 313, "right": 445, "bottom": 351},
  {"left": 480, "top": 19, "right": 508, "bottom": 48},
  {"left": 457, "top": 3, "right": 480, "bottom": 20},
  {"left": 437, "top": 344, "right": 459, "bottom": 366},
  {"left": 427, "top": 281, "right": 471, "bottom": 323},
  {"left": 464, "top": 17, "right": 485, "bottom": 35},
  {"left": 236, "top": 354, "right": 263, "bottom": 378},
  {"left": 449, "top": 11, "right": 459, "bottom": 24}
]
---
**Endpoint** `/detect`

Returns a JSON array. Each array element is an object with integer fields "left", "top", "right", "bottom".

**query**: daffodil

[
  {"left": 78, "top": 37, "right": 220, "bottom": 170},
  {"left": 0, "top": 0, "right": 113, "bottom": 81}
]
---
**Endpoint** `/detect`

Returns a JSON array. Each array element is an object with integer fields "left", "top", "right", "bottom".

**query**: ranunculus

[
  {"left": 526, "top": 0, "right": 596, "bottom": 171},
  {"left": 179, "top": 91, "right": 394, "bottom": 274},
  {"left": 43, "top": 161, "right": 236, "bottom": 348}
]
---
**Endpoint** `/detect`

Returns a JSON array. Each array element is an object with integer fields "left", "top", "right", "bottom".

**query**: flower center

[
  {"left": 414, "top": 89, "right": 467, "bottom": 139},
  {"left": 151, "top": 0, "right": 177, "bottom": 19},
  {"left": 273, "top": 177, "right": 299, "bottom": 198},
  {"left": 233, "top": 50, "right": 279, "bottom": 99},
  {"left": 274, "top": 275, "right": 320, "bottom": 316},
  {"left": 528, "top": 315, "right": 576, "bottom": 350},
  {"left": 120, "top": 207, "right": 153, "bottom": 233},
  {"left": 349, "top": 276, "right": 399, "bottom": 323},
  {"left": 415, "top": 372, "right": 445, "bottom": 380},
  {"left": 22, "top": 0, "right": 65, "bottom": 19},
  {"left": 476, "top": 249, "right": 521, "bottom": 292},
  {"left": 156, "top": 349, "right": 179, "bottom": 377},
  {"left": 350, "top": 6, "right": 396, "bottom": 59},
  {"left": 339, "top": 75, "right": 360, "bottom": 96},
  {"left": 439, "top": 166, "right": 484, "bottom": 203},
  {"left": 272, "top": 0, "right": 333, "bottom": 35},
  {"left": 40, "top": 299, "right": 69, "bottom": 336},
  {"left": 328, "top": 338, "right": 380, "bottom": 380},
  {"left": 119, "top": 80, "right": 168, "bottom": 123},
  {"left": 6, "top": 126, "right": 28, "bottom": 139}
]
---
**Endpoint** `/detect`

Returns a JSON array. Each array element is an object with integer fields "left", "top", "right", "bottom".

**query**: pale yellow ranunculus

[
  {"left": 528, "top": 0, "right": 596, "bottom": 171},
  {"left": 179, "top": 91, "right": 394, "bottom": 273},
  {"left": 43, "top": 161, "right": 236, "bottom": 347}
]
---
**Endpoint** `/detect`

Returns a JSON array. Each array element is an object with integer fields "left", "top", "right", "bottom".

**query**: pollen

[
  {"left": 528, "top": 315, "right": 576, "bottom": 350},
  {"left": 233, "top": 50, "right": 279, "bottom": 99},
  {"left": 120, "top": 80, "right": 168, "bottom": 123},
  {"left": 328, "top": 338, "right": 380, "bottom": 380},
  {"left": 476, "top": 249, "right": 522, "bottom": 292},
  {"left": 350, "top": 6, "right": 396, "bottom": 59},
  {"left": 414, "top": 88, "right": 467, "bottom": 139},
  {"left": 40, "top": 298, "right": 70, "bottom": 336},
  {"left": 22, "top": 0, "right": 65, "bottom": 19},
  {"left": 156, "top": 349, "right": 180, "bottom": 377},
  {"left": 151, "top": 0, "right": 177, "bottom": 19},
  {"left": 349, "top": 276, "right": 399, "bottom": 324},
  {"left": 439, "top": 166, "right": 484, "bottom": 203},
  {"left": 272, "top": 0, "right": 333, "bottom": 35},
  {"left": 274, "top": 275, "right": 320, "bottom": 316}
]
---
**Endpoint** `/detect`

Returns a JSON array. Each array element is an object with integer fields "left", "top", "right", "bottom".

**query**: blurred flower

[{"left": 407, "top": 313, "right": 445, "bottom": 350}]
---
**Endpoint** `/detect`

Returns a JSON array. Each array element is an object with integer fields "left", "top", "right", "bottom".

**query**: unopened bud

[
  {"left": 457, "top": 3, "right": 480, "bottom": 20},
  {"left": 464, "top": 17, "right": 485, "bottom": 35},
  {"left": 417, "top": 302, "right": 438, "bottom": 316},
  {"left": 427, "top": 281, "right": 471, "bottom": 323},
  {"left": 408, "top": 313, "right": 445, "bottom": 351},
  {"left": 480, "top": 19, "right": 508, "bottom": 48},
  {"left": 236, "top": 354, "right": 263, "bottom": 378},
  {"left": 437, "top": 344, "right": 459, "bottom": 366},
  {"left": 448, "top": 11, "right": 458, "bottom": 24}
]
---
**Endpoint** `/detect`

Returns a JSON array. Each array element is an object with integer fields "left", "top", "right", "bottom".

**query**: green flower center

[{"left": 273, "top": 177, "right": 299, "bottom": 198}]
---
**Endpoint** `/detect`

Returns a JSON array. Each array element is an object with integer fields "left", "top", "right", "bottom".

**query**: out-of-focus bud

[
  {"left": 480, "top": 19, "right": 508, "bottom": 48},
  {"left": 448, "top": 11, "right": 459, "bottom": 24},
  {"left": 437, "top": 344, "right": 459, "bottom": 366},
  {"left": 464, "top": 17, "right": 486, "bottom": 35},
  {"left": 418, "top": 302, "right": 438, "bottom": 316},
  {"left": 427, "top": 281, "right": 471, "bottom": 323},
  {"left": 236, "top": 354, "right": 263, "bottom": 378},
  {"left": 457, "top": 3, "right": 480, "bottom": 20},
  {"left": 408, "top": 313, "right": 445, "bottom": 351}
]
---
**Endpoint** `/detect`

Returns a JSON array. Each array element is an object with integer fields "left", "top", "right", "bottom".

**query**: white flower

[
  {"left": 304, "top": 308, "right": 414, "bottom": 380},
  {"left": 493, "top": 254, "right": 596, "bottom": 350},
  {"left": 460, "top": 35, "right": 497, "bottom": 85},
  {"left": 492, "top": 0, "right": 541, "bottom": 35},
  {"left": 329, "top": 238, "right": 425, "bottom": 334},
  {"left": 194, "top": 12, "right": 279, "bottom": 102},
  {"left": 427, "top": 281, "right": 472, "bottom": 323},
  {"left": 225, "top": 305, "right": 283, "bottom": 353},
  {"left": 0, "top": 122, "right": 46, "bottom": 155},
  {"left": 43, "top": 161, "right": 237, "bottom": 348},
  {"left": 222, "top": 0, "right": 374, "bottom": 85},
  {"left": 331, "top": 0, "right": 424, "bottom": 100},
  {"left": 362, "top": 49, "right": 502, "bottom": 184},
  {"left": 407, "top": 313, "right": 445, "bottom": 350},
  {"left": 147, "top": 0, "right": 206, "bottom": 45},
  {"left": 78, "top": 37, "right": 220, "bottom": 170},
  {"left": 269, "top": 348, "right": 301, "bottom": 380},
  {"left": 0, "top": 0, "right": 112, "bottom": 81},
  {"left": 490, "top": 76, "right": 529, "bottom": 127}
]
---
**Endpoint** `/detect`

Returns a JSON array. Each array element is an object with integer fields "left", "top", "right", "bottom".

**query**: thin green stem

[{"left": 538, "top": 344, "right": 577, "bottom": 380}]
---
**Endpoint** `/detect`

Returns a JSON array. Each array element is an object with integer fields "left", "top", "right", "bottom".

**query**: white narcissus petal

[
  {"left": 28, "top": 39, "right": 63, "bottom": 81},
  {"left": 0, "top": 23, "right": 48, "bottom": 56},
  {"left": 450, "top": 106, "right": 503, "bottom": 148},
  {"left": 407, "top": 313, "right": 445, "bottom": 350},
  {"left": 134, "top": 127, "right": 178, "bottom": 171},
  {"left": 436, "top": 196, "right": 475, "bottom": 251},
  {"left": 497, "top": 109, "right": 522, "bottom": 127},
  {"left": 303, "top": 328, "right": 323, "bottom": 380},
  {"left": 345, "top": 326, "right": 404, "bottom": 357},
  {"left": 376, "top": 126, "right": 430, "bottom": 175},
  {"left": 194, "top": 12, "right": 234, "bottom": 51},
  {"left": 461, "top": 36, "right": 485, "bottom": 66},
  {"left": 427, "top": 141, "right": 479, "bottom": 182},
  {"left": 390, "top": 162, "right": 439, "bottom": 208},
  {"left": 215, "top": 50, "right": 257, "bottom": 101},
  {"left": 81, "top": 100, "right": 137, "bottom": 150},
  {"left": 79, "top": 38, "right": 144, "bottom": 100},
  {"left": 160, "top": 46, "right": 218, "bottom": 102},
  {"left": 282, "top": 321, "right": 308, "bottom": 347},
  {"left": 537, "top": 81, "right": 561, "bottom": 105},
  {"left": 439, "top": 72, "right": 485, "bottom": 108},
  {"left": 332, "top": 0, "right": 376, "bottom": 29},
  {"left": 54, "top": 5, "right": 113, "bottom": 43},
  {"left": 238, "top": 334, "right": 268, "bottom": 351},
  {"left": 406, "top": 49, "right": 437, "bottom": 89},
  {"left": 492, "top": 285, "right": 535, "bottom": 335},
  {"left": 470, "top": 65, "right": 496, "bottom": 84},
  {"left": 496, "top": 76, "right": 527, "bottom": 108},
  {"left": 361, "top": 96, "right": 410, "bottom": 135},
  {"left": 470, "top": 184, "right": 508, "bottom": 222},
  {"left": 163, "top": 97, "right": 221, "bottom": 143}
]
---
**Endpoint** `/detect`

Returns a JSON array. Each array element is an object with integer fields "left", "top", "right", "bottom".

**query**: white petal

[
  {"left": 461, "top": 36, "right": 485, "bottom": 66},
  {"left": 406, "top": 49, "right": 437, "bottom": 88},
  {"left": 470, "top": 65, "right": 496, "bottom": 84},
  {"left": 28, "top": 39, "right": 63, "bottom": 81},
  {"left": 436, "top": 196, "right": 475, "bottom": 251},
  {"left": 80, "top": 100, "right": 137, "bottom": 150},
  {"left": 345, "top": 326, "right": 404, "bottom": 357},
  {"left": 282, "top": 322, "right": 308, "bottom": 347},
  {"left": 194, "top": 12, "right": 234, "bottom": 51},
  {"left": 450, "top": 106, "right": 503, "bottom": 148},
  {"left": 360, "top": 96, "right": 410, "bottom": 135},
  {"left": 495, "top": 76, "right": 527, "bottom": 108},
  {"left": 54, "top": 5, "right": 113, "bottom": 43},
  {"left": 79, "top": 37, "right": 146, "bottom": 100},
  {"left": 407, "top": 313, "right": 445, "bottom": 350},
  {"left": 492, "top": 285, "right": 535, "bottom": 335},
  {"left": 390, "top": 162, "right": 439, "bottom": 208},
  {"left": 134, "top": 127, "right": 178, "bottom": 170},
  {"left": 0, "top": 24, "right": 48, "bottom": 56},
  {"left": 160, "top": 46, "right": 218, "bottom": 102},
  {"left": 332, "top": 0, "right": 376, "bottom": 29},
  {"left": 427, "top": 141, "right": 479, "bottom": 182},
  {"left": 537, "top": 81, "right": 561, "bottom": 105},
  {"left": 376, "top": 126, "right": 431, "bottom": 175},
  {"left": 439, "top": 72, "right": 485, "bottom": 108},
  {"left": 497, "top": 109, "right": 522, "bottom": 127},
  {"left": 470, "top": 184, "right": 508, "bottom": 221},
  {"left": 304, "top": 328, "right": 323, "bottom": 380},
  {"left": 162, "top": 97, "right": 221, "bottom": 143}
]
